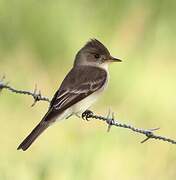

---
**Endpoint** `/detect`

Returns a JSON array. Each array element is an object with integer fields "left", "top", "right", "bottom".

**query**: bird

[{"left": 17, "top": 39, "right": 122, "bottom": 151}]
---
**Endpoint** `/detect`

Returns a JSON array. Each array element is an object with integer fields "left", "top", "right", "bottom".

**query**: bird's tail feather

[{"left": 17, "top": 122, "right": 49, "bottom": 151}]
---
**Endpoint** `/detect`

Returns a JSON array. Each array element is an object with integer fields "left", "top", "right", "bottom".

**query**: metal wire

[
  {"left": 1, "top": 76, "right": 176, "bottom": 145},
  {"left": 82, "top": 110, "right": 176, "bottom": 145},
  {"left": 0, "top": 76, "right": 50, "bottom": 106}
]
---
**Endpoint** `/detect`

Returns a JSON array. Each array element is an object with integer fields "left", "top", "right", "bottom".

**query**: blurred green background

[{"left": 0, "top": 0, "right": 176, "bottom": 179}]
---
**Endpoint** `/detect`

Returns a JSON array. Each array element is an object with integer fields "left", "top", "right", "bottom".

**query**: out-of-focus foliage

[{"left": 0, "top": 0, "right": 176, "bottom": 180}]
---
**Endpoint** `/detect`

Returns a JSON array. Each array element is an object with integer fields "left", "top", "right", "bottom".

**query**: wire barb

[
  {"left": 140, "top": 128, "right": 160, "bottom": 143},
  {"left": 31, "top": 84, "right": 42, "bottom": 107},
  {"left": 106, "top": 110, "right": 114, "bottom": 132}
]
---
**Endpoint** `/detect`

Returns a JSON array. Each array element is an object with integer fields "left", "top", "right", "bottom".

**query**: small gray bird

[{"left": 17, "top": 39, "right": 122, "bottom": 151}]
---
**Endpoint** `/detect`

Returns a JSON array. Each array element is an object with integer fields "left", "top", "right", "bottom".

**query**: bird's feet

[{"left": 82, "top": 110, "right": 93, "bottom": 121}]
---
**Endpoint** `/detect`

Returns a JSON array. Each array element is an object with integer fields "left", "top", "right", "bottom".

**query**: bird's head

[{"left": 74, "top": 39, "right": 122, "bottom": 68}]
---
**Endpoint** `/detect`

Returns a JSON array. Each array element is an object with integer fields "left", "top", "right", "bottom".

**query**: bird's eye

[{"left": 94, "top": 54, "right": 100, "bottom": 59}]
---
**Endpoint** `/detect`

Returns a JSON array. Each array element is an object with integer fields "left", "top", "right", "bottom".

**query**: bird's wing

[{"left": 44, "top": 66, "right": 107, "bottom": 122}]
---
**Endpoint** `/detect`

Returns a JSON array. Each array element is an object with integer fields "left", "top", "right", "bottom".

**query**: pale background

[{"left": 0, "top": 0, "right": 176, "bottom": 180}]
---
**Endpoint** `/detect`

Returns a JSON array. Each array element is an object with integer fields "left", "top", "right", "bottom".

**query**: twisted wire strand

[
  {"left": 1, "top": 76, "right": 176, "bottom": 145},
  {"left": 0, "top": 77, "right": 50, "bottom": 106},
  {"left": 88, "top": 113, "right": 176, "bottom": 144}
]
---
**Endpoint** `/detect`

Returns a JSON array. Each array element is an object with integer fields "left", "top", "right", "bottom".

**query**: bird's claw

[
  {"left": 82, "top": 110, "right": 93, "bottom": 121},
  {"left": 0, "top": 75, "right": 8, "bottom": 92}
]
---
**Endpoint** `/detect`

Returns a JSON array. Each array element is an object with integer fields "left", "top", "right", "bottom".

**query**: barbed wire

[
  {"left": 82, "top": 110, "right": 176, "bottom": 144},
  {"left": 1, "top": 75, "right": 176, "bottom": 145},
  {"left": 0, "top": 75, "right": 50, "bottom": 106}
]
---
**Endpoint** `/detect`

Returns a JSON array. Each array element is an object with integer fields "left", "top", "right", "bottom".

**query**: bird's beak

[{"left": 108, "top": 56, "right": 122, "bottom": 62}]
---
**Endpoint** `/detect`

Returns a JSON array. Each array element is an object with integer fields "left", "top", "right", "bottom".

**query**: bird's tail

[{"left": 17, "top": 122, "right": 49, "bottom": 151}]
